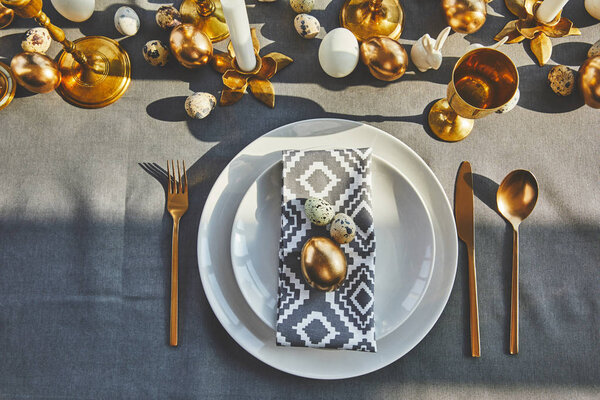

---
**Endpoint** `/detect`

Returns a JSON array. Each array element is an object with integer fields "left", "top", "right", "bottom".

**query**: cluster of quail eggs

[
  {"left": 290, "top": 0, "right": 321, "bottom": 40},
  {"left": 305, "top": 197, "right": 357, "bottom": 244}
]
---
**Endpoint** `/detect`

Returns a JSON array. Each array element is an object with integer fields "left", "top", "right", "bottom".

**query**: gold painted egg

[
  {"left": 301, "top": 237, "right": 347, "bottom": 292},
  {"left": 10, "top": 52, "right": 61, "bottom": 94},
  {"left": 360, "top": 36, "right": 408, "bottom": 81},
  {"left": 170, "top": 23, "right": 213, "bottom": 68},
  {"left": 579, "top": 55, "right": 600, "bottom": 109}
]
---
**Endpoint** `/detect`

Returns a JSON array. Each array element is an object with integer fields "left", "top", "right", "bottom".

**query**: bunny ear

[
  {"left": 492, "top": 35, "right": 509, "bottom": 49},
  {"left": 422, "top": 35, "right": 433, "bottom": 52},
  {"left": 434, "top": 26, "right": 451, "bottom": 51}
]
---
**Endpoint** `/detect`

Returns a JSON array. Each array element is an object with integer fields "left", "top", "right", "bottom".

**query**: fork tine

[
  {"left": 183, "top": 160, "right": 188, "bottom": 194},
  {"left": 171, "top": 160, "right": 176, "bottom": 193},
  {"left": 167, "top": 160, "right": 171, "bottom": 193},
  {"left": 177, "top": 160, "right": 182, "bottom": 194}
]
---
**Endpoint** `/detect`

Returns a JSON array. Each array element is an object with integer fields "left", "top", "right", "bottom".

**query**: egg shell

[
  {"left": 114, "top": 6, "right": 140, "bottom": 36},
  {"left": 156, "top": 5, "right": 182, "bottom": 30},
  {"left": 548, "top": 65, "right": 576, "bottom": 96},
  {"left": 294, "top": 14, "right": 320, "bottom": 39},
  {"left": 585, "top": 0, "right": 600, "bottom": 20},
  {"left": 496, "top": 88, "right": 520, "bottom": 114},
  {"left": 305, "top": 197, "right": 334, "bottom": 226},
  {"left": 589, "top": 40, "right": 600, "bottom": 59},
  {"left": 330, "top": 213, "right": 356, "bottom": 244},
  {"left": 143, "top": 40, "right": 170, "bottom": 67},
  {"left": 21, "top": 28, "right": 52, "bottom": 54},
  {"left": 51, "top": 0, "right": 94, "bottom": 22},
  {"left": 185, "top": 92, "right": 216, "bottom": 119},
  {"left": 290, "top": 0, "right": 314, "bottom": 13},
  {"left": 318, "top": 28, "right": 359, "bottom": 78}
]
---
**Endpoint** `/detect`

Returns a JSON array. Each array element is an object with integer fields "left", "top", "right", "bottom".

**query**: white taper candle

[
  {"left": 535, "top": 0, "right": 570, "bottom": 24},
  {"left": 221, "top": 0, "right": 257, "bottom": 72}
]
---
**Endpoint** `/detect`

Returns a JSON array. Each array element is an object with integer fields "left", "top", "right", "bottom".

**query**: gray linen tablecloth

[{"left": 1, "top": 1, "right": 599, "bottom": 398}]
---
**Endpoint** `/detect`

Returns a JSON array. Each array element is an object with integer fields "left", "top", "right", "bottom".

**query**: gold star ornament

[
  {"left": 496, "top": 0, "right": 581, "bottom": 66},
  {"left": 210, "top": 28, "right": 293, "bottom": 108}
]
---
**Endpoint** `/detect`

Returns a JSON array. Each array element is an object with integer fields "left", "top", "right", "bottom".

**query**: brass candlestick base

[
  {"left": 1, "top": 0, "right": 131, "bottom": 108},
  {"left": 211, "top": 28, "right": 292, "bottom": 108},
  {"left": 180, "top": 0, "right": 229, "bottom": 43},
  {"left": 497, "top": 0, "right": 580, "bottom": 66},
  {"left": 428, "top": 48, "right": 519, "bottom": 142},
  {"left": 428, "top": 99, "right": 474, "bottom": 142},
  {"left": 340, "top": 0, "right": 404, "bottom": 42},
  {"left": 57, "top": 36, "right": 130, "bottom": 109}
]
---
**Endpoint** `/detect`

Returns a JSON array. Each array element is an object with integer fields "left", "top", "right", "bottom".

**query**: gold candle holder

[
  {"left": 428, "top": 48, "right": 519, "bottom": 142},
  {"left": 0, "top": 4, "right": 14, "bottom": 28},
  {"left": 210, "top": 28, "right": 292, "bottom": 108},
  {"left": 496, "top": 0, "right": 580, "bottom": 66},
  {"left": 0, "top": 61, "right": 16, "bottom": 110},
  {"left": 180, "top": 0, "right": 229, "bottom": 43},
  {"left": 340, "top": 0, "right": 404, "bottom": 42},
  {"left": 1, "top": 0, "right": 131, "bottom": 108}
]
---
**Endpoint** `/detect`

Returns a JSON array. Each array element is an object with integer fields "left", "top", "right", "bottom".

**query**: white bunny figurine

[{"left": 411, "top": 26, "right": 451, "bottom": 72}]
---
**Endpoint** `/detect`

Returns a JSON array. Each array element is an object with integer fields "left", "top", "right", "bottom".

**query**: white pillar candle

[
  {"left": 221, "top": 0, "right": 257, "bottom": 72},
  {"left": 535, "top": 0, "right": 570, "bottom": 23}
]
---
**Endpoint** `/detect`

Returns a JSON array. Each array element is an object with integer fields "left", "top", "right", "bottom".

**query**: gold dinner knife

[{"left": 455, "top": 161, "right": 481, "bottom": 357}]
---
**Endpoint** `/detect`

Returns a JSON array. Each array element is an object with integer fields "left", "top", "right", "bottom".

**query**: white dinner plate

[
  {"left": 197, "top": 119, "right": 458, "bottom": 379},
  {"left": 230, "top": 156, "right": 436, "bottom": 340}
]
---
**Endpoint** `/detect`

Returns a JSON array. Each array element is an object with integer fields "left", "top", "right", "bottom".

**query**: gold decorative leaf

[
  {"left": 530, "top": 32, "right": 552, "bottom": 66},
  {"left": 223, "top": 70, "right": 248, "bottom": 90},
  {"left": 516, "top": 19, "right": 542, "bottom": 39},
  {"left": 220, "top": 89, "right": 245, "bottom": 106},
  {"left": 505, "top": 0, "right": 525, "bottom": 16},
  {"left": 541, "top": 17, "right": 572, "bottom": 38},
  {"left": 211, "top": 52, "right": 233, "bottom": 74},
  {"left": 227, "top": 41, "right": 236, "bottom": 59},
  {"left": 263, "top": 52, "right": 293, "bottom": 72},
  {"left": 523, "top": 0, "right": 536, "bottom": 17},
  {"left": 256, "top": 57, "right": 277, "bottom": 80},
  {"left": 250, "top": 28, "right": 261, "bottom": 53},
  {"left": 495, "top": 20, "right": 525, "bottom": 43},
  {"left": 568, "top": 26, "right": 581, "bottom": 36},
  {"left": 248, "top": 78, "right": 275, "bottom": 108}
]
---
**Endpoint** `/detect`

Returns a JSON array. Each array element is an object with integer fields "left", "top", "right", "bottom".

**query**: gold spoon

[
  {"left": 0, "top": 5, "right": 14, "bottom": 29},
  {"left": 497, "top": 169, "right": 539, "bottom": 355}
]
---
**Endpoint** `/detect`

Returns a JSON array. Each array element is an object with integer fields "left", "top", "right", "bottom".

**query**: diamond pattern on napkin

[{"left": 276, "top": 149, "right": 376, "bottom": 352}]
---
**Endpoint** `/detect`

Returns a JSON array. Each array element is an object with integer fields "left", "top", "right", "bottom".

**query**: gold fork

[{"left": 167, "top": 160, "right": 188, "bottom": 347}]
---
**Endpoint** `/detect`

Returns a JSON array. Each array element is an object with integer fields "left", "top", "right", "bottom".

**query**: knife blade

[{"left": 455, "top": 161, "right": 481, "bottom": 357}]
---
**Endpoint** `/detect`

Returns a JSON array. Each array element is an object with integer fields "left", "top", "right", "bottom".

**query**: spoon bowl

[
  {"left": 497, "top": 170, "right": 539, "bottom": 227},
  {"left": 497, "top": 169, "right": 538, "bottom": 355}
]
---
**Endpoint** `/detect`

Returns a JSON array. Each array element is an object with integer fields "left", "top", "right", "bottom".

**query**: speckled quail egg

[
  {"left": 305, "top": 197, "right": 335, "bottom": 226},
  {"left": 21, "top": 28, "right": 52, "bottom": 53},
  {"left": 143, "top": 40, "right": 170, "bottom": 66},
  {"left": 185, "top": 92, "right": 216, "bottom": 119},
  {"left": 330, "top": 213, "right": 356, "bottom": 244},
  {"left": 294, "top": 14, "right": 320, "bottom": 39},
  {"left": 156, "top": 5, "right": 182, "bottom": 30},
  {"left": 496, "top": 88, "right": 520, "bottom": 114},
  {"left": 290, "top": 0, "right": 314, "bottom": 13},
  {"left": 114, "top": 6, "right": 140, "bottom": 36},
  {"left": 548, "top": 65, "right": 576, "bottom": 96},
  {"left": 589, "top": 40, "right": 600, "bottom": 59}
]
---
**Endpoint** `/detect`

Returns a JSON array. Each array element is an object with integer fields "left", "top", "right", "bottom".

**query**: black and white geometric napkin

[{"left": 276, "top": 149, "right": 376, "bottom": 352}]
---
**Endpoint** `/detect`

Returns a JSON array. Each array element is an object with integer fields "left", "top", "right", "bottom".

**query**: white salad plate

[
  {"left": 230, "top": 156, "right": 436, "bottom": 340},
  {"left": 197, "top": 119, "right": 458, "bottom": 379}
]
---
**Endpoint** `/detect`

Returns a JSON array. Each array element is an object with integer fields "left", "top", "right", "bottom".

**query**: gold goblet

[
  {"left": 180, "top": 0, "right": 229, "bottom": 43},
  {"left": 1, "top": 0, "right": 130, "bottom": 109},
  {"left": 428, "top": 48, "right": 519, "bottom": 142},
  {"left": 340, "top": 0, "right": 404, "bottom": 42}
]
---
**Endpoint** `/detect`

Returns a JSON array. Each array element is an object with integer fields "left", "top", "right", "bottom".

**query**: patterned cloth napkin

[{"left": 276, "top": 149, "right": 376, "bottom": 352}]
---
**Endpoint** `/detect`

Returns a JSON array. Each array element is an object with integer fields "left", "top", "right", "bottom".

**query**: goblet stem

[{"left": 33, "top": 11, "right": 89, "bottom": 66}]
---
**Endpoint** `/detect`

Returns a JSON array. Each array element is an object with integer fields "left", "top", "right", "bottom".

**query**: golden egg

[
  {"left": 360, "top": 36, "right": 408, "bottom": 81},
  {"left": 442, "top": 0, "right": 487, "bottom": 34},
  {"left": 579, "top": 55, "right": 600, "bottom": 109},
  {"left": 10, "top": 52, "right": 61, "bottom": 94},
  {"left": 0, "top": 5, "right": 14, "bottom": 30},
  {"left": 301, "top": 237, "right": 347, "bottom": 292},
  {"left": 169, "top": 23, "right": 213, "bottom": 68}
]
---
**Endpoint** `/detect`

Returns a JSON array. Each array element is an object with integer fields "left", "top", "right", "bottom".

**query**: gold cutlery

[
  {"left": 167, "top": 160, "right": 189, "bottom": 347},
  {"left": 455, "top": 161, "right": 481, "bottom": 357},
  {"left": 497, "top": 170, "right": 538, "bottom": 355}
]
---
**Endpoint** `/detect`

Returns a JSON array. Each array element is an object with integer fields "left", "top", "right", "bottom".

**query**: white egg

[
  {"left": 318, "top": 28, "right": 359, "bottom": 78},
  {"left": 114, "top": 6, "right": 140, "bottom": 37},
  {"left": 294, "top": 14, "right": 320, "bottom": 39},
  {"left": 51, "top": 0, "right": 94, "bottom": 22},
  {"left": 585, "top": 0, "right": 600, "bottom": 20}
]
